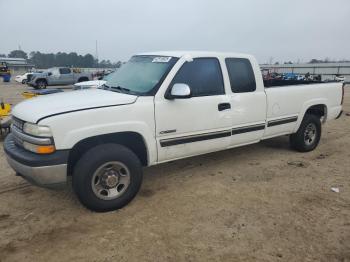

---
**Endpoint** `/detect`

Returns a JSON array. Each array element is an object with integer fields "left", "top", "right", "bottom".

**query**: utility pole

[{"left": 95, "top": 40, "right": 99, "bottom": 68}]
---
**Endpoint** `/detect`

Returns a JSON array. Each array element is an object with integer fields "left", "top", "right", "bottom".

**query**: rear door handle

[{"left": 218, "top": 103, "right": 231, "bottom": 111}]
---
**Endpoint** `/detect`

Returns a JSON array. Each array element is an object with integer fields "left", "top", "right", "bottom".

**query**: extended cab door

[
  {"left": 47, "top": 68, "right": 60, "bottom": 85},
  {"left": 224, "top": 57, "right": 267, "bottom": 147},
  {"left": 57, "top": 68, "right": 73, "bottom": 84},
  {"left": 155, "top": 58, "right": 232, "bottom": 162}
]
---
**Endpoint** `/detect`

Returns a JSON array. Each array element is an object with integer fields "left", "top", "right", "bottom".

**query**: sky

[{"left": 1, "top": 0, "right": 349, "bottom": 63}]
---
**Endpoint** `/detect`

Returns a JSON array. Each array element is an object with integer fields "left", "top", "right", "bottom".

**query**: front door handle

[{"left": 218, "top": 103, "right": 231, "bottom": 111}]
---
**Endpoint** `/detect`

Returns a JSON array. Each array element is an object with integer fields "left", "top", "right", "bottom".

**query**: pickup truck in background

[
  {"left": 4, "top": 51, "right": 344, "bottom": 212},
  {"left": 27, "top": 67, "right": 92, "bottom": 89}
]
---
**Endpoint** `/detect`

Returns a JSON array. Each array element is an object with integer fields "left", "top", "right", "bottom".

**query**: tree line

[{"left": 0, "top": 50, "right": 122, "bottom": 69}]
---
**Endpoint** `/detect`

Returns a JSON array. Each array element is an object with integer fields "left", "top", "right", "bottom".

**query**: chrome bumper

[{"left": 6, "top": 154, "right": 67, "bottom": 188}]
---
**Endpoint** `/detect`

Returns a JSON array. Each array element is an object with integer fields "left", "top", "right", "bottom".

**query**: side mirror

[
  {"left": 167, "top": 83, "right": 192, "bottom": 99},
  {"left": 48, "top": 72, "right": 52, "bottom": 76}
]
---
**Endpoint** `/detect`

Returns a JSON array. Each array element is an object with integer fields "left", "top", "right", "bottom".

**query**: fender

[
  {"left": 293, "top": 98, "right": 329, "bottom": 133},
  {"left": 39, "top": 100, "right": 158, "bottom": 165}
]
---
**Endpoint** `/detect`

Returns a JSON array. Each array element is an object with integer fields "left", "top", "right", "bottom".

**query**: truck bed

[{"left": 264, "top": 79, "right": 326, "bottom": 87}]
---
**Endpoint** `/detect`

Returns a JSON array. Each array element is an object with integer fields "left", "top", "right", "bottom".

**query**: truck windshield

[{"left": 103, "top": 55, "right": 178, "bottom": 95}]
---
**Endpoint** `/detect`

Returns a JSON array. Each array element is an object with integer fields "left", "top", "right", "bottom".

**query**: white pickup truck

[{"left": 4, "top": 51, "right": 344, "bottom": 212}]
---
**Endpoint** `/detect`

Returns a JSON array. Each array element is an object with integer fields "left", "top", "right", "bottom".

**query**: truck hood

[{"left": 12, "top": 89, "right": 137, "bottom": 123}]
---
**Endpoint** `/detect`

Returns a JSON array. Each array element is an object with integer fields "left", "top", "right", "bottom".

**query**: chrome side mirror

[{"left": 167, "top": 83, "right": 191, "bottom": 99}]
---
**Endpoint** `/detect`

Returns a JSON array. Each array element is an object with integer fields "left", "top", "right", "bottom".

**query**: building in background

[
  {"left": 0, "top": 57, "right": 34, "bottom": 75},
  {"left": 261, "top": 62, "right": 350, "bottom": 83}
]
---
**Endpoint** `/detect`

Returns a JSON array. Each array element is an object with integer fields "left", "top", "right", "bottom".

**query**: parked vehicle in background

[
  {"left": 15, "top": 72, "right": 31, "bottom": 84},
  {"left": 4, "top": 51, "right": 344, "bottom": 212},
  {"left": 296, "top": 75, "right": 305, "bottom": 81},
  {"left": 73, "top": 72, "right": 114, "bottom": 90},
  {"left": 27, "top": 67, "right": 92, "bottom": 89},
  {"left": 283, "top": 73, "right": 298, "bottom": 80},
  {"left": 335, "top": 75, "right": 345, "bottom": 82},
  {"left": 261, "top": 69, "right": 283, "bottom": 81}
]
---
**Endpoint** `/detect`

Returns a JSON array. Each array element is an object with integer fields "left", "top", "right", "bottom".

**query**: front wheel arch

[
  {"left": 35, "top": 78, "right": 47, "bottom": 89},
  {"left": 67, "top": 132, "right": 149, "bottom": 176}
]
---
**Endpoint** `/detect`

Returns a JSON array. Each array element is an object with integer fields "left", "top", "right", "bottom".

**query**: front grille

[
  {"left": 12, "top": 132, "right": 24, "bottom": 147},
  {"left": 11, "top": 117, "right": 25, "bottom": 148},
  {"left": 12, "top": 117, "right": 24, "bottom": 131}
]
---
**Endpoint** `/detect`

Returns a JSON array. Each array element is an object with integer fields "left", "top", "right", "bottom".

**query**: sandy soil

[{"left": 0, "top": 80, "right": 349, "bottom": 262}]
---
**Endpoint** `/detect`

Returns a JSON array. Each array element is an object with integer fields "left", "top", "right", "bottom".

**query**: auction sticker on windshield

[{"left": 152, "top": 57, "right": 172, "bottom": 63}]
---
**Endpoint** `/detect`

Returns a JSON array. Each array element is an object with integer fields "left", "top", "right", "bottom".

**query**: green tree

[
  {"left": 28, "top": 51, "right": 120, "bottom": 68},
  {"left": 8, "top": 50, "right": 28, "bottom": 59}
]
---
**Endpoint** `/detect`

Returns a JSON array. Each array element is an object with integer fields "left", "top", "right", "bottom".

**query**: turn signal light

[{"left": 37, "top": 145, "right": 56, "bottom": 154}]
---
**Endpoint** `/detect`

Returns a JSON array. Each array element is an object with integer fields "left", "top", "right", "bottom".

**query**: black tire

[
  {"left": 290, "top": 114, "right": 321, "bottom": 152},
  {"left": 36, "top": 80, "right": 47, "bottom": 89},
  {"left": 21, "top": 79, "right": 27, "bottom": 84},
  {"left": 72, "top": 143, "right": 143, "bottom": 212}
]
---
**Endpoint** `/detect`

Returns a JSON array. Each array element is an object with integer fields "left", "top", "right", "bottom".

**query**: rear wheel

[
  {"left": 72, "top": 144, "right": 143, "bottom": 212},
  {"left": 290, "top": 114, "right": 321, "bottom": 152}
]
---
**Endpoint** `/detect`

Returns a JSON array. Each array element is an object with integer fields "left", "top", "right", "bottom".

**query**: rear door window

[
  {"left": 59, "top": 68, "right": 71, "bottom": 74},
  {"left": 225, "top": 58, "right": 256, "bottom": 93},
  {"left": 171, "top": 58, "right": 224, "bottom": 97}
]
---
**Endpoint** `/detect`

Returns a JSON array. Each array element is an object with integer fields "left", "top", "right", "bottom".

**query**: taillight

[{"left": 341, "top": 83, "right": 345, "bottom": 105}]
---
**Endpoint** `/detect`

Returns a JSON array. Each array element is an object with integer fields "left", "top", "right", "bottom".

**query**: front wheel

[
  {"left": 290, "top": 114, "right": 321, "bottom": 152},
  {"left": 72, "top": 144, "right": 143, "bottom": 212},
  {"left": 36, "top": 80, "right": 47, "bottom": 89}
]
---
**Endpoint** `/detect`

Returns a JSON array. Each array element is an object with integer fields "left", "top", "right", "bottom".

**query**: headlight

[{"left": 23, "top": 123, "right": 53, "bottom": 137}]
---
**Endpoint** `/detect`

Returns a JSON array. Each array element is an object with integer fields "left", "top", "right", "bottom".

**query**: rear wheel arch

[
  {"left": 305, "top": 104, "right": 327, "bottom": 122},
  {"left": 67, "top": 132, "right": 149, "bottom": 176}
]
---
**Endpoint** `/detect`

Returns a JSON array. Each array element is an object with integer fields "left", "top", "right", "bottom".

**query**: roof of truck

[{"left": 137, "top": 51, "right": 254, "bottom": 59}]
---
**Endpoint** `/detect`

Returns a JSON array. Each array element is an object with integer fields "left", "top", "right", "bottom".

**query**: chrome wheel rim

[
  {"left": 304, "top": 123, "right": 317, "bottom": 146},
  {"left": 91, "top": 161, "right": 131, "bottom": 200}
]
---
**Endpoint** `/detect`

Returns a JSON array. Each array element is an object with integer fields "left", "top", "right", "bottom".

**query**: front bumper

[{"left": 4, "top": 134, "right": 69, "bottom": 188}]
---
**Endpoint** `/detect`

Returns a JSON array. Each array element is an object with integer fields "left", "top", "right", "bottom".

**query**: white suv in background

[{"left": 15, "top": 72, "right": 31, "bottom": 84}]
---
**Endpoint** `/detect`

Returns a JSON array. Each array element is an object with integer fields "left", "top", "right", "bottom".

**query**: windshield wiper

[
  {"left": 100, "top": 84, "right": 135, "bottom": 94},
  {"left": 110, "top": 85, "right": 131, "bottom": 93},
  {"left": 100, "top": 84, "right": 110, "bottom": 90}
]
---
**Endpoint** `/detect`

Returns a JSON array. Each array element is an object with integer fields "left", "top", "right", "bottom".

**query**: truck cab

[{"left": 4, "top": 51, "right": 344, "bottom": 212}]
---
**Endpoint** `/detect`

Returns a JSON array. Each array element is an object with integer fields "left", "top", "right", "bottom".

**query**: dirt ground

[{"left": 0, "top": 80, "right": 349, "bottom": 262}]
